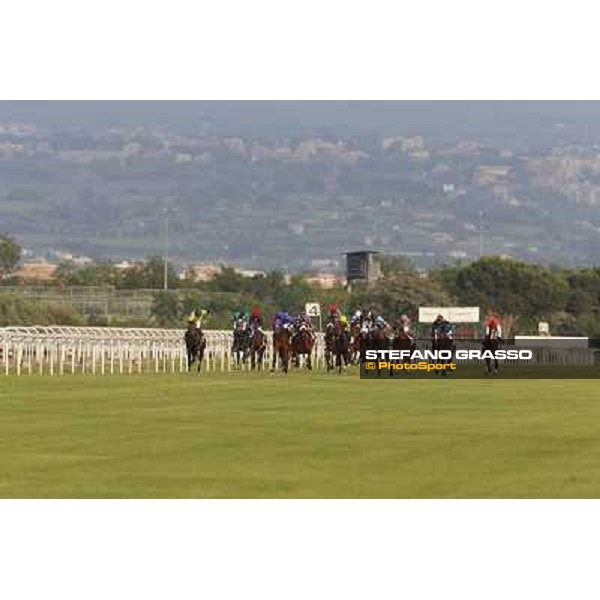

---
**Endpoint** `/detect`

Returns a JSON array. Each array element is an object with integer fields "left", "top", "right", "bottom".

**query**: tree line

[{"left": 1, "top": 234, "right": 599, "bottom": 336}]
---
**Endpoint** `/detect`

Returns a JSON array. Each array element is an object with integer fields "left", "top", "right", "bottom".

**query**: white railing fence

[{"left": 0, "top": 327, "right": 327, "bottom": 376}]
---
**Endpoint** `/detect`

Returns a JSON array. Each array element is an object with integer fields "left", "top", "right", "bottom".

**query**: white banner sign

[
  {"left": 418, "top": 306, "right": 480, "bottom": 323},
  {"left": 305, "top": 303, "right": 321, "bottom": 317}
]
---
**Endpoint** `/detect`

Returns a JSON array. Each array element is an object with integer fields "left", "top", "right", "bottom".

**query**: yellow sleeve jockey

[{"left": 188, "top": 308, "right": 209, "bottom": 329}]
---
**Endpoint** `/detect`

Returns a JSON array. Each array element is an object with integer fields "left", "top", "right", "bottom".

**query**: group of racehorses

[
  {"left": 185, "top": 320, "right": 316, "bottom": 374},
  {"left": 184, "top": 318, "right": 456, "bottom": 375},
  {"left": 184, "top": 318, "right": 502, "bottom": 376}
]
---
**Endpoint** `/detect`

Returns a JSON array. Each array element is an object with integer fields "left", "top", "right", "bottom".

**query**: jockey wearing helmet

[
  {"left": 339, "top": 314, "right": 349, "bottom": 330},
  {"left": 397, "top": 313, "right": 413, "bottom": 339},
  {"left": 352, "top": 306, "right": 364, "bottom": 324},
  {"left": 294, "top": 308, "right": 315, "bottom": 339},
  {"left": 295, "top": 308, "right": 312, "bottom": 328},
  {"left": 248, "top": 306, "right": 264, "bottom": 335},
  {"left": 375, "top": 315, "right": 389, "bottom": 330},
  {"left": 431, "top": 314, "right": 454, "bottom": 340},
  {"left": 329, "top": 303, "right": 341, "bottom": 319},
  {"left": 232, "top": 310, "right": 249, "bottom": 334},
  {"left": 325, "top": 303, "right": 341, "bottom": 328},
  {"left": 250, "top": 306, "right": 263, "bottom": 327},
  {"left": 188, "top": 307, "right": 210, "bottom": 330},
  {"left": 484, "top": 314, "right": 502, "bottom": 341},
  {"left": 273, "top": 309, "right": 294, "bottom": 331}
]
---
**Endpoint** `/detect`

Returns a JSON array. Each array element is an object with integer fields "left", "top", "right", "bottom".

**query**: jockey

[
  {"left": 431, "top": 314, "right": 454, "bottom": 340},
  {"left": 327, "top": 303, "right": 342, "bottom": 328},
  {"left": 484, "top": 314, "right": 502, "bottom": 341},
  {"left": 352, "top": 306, "right": 364, "bottom": 323},
  {"left": 232, "top": 310, "right": 249, "bottom": 333},
  {"left": 399, "top": 313, "right": 411, "bottom": 331},
  {"left": 431, "top": 314, "right": 444, "bottom": 339},
  {"left": 273, "top": 309, "right": 294, "bottom": 331},
  {"left": 295, "top": 309, "right": 312, "bottom": 329},
  {"left": 397, "top": 313, "right": 413, "bottom": 339},
  {"left": 294, "top": 309, "right": 315, "bottom": 339},
  {"left": 375, "top": 315, "right": 389, "bottom": 330},
  {"left": 188, "top": 308, "right": 209, "bottom": 329},
  {"left": 250, "top": 306, "right": 263, "bottom": 330},
  {"left": 339, "top": 314, "right": 349, "bottom": 330}
]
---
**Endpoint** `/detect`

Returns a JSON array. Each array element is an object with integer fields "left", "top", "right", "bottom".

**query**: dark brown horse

[
  {"left": 232, "top": 320, "right": 250, "bottom": 367},
  {"left": 245, "top": 327, "right": 267, "bottom": 371},
  {"left": 390, "top": 328, "right": 416, "bottom": 376},
  {"left": 184, "top": 324, "right": 206, "bottom": 372},
  {"left": 369, "top": 325, "right": 391, "bottom": 376},
  {"left": 324, "top": 323, "right": 350, "bottom": 373},
  {"left": 333, "top": 326, "right": 351, "bottom": 373},
  {"left": 432, "top": 333, "right": 455, "bottom": 377},
  {"left": 483, "top": 336, "right": 500, "bottom": 376},
  {"left": 271, "top": 326, "right": 292, "bottom": 374},
  {"left": 291, "top": 327, "right": 315, "bottom": 370},
  {"left": 324, "top": 323, "right": 336, "bottom": 371}
]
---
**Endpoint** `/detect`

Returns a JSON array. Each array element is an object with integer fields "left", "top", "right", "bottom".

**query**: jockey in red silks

[
  {"left": 485, "top": 315, "right": 502, "bottom": 341},
  {"left": 250, "top": 306, "right": 264, "bottom": 334},
  {"left": 329, "top": 303, "right": 341, "bottom": 321}
]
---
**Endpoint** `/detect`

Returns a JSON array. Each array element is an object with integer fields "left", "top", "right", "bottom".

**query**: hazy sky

[{"left": 2, "top": 101, "right": 600, "bottom": 142}]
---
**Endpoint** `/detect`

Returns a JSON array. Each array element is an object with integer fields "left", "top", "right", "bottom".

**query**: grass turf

[{"left": 0, "top": 371, "right": 599, "bottom": 498}]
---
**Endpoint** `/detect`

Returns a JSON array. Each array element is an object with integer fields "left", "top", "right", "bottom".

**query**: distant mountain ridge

[{"left": 0, "top": 101, "right": 598, "bottom": 269}]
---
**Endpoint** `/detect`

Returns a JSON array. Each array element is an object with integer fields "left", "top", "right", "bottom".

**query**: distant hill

[{"left": 0, "top": 101, "right": 598, "bottom": 269}]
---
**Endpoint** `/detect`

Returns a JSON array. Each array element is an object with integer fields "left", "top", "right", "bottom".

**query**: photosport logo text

[
  {"left": 359, "top": 343, "right": 600, "bottom": 379},
  {"left": 362, "top": 348, "right": 533, "bottom": 373}
]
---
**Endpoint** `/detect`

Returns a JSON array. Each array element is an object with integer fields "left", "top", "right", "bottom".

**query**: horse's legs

[
  {"left": 306, "top": 353, "right": 312, "bottom": 370},
  {"left": 188, "top": 349, "right": 197, "bottom": 372},
  {"left": 271, "top": 345, "right": 277, "bottom": 372},
  {"left": 336, "top": 349, "right": 343, "bottom": 374}
]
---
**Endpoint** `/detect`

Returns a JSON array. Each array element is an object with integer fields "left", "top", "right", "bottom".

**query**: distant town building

[
  {"left": 182, "top": 263, "right": 266, "bottom": 282},
  {"left": 235, "top": 268, "right": 266, "bottom": 278},
  {"left": 114, "top": 260, "right": 134, "bottom": 271},
  {"left": 15, "top": 260, "right": 58, "bottom": 283},
  {"left": 304, "top": 273, "right": 346, "bottom": 289},
  {"left": 183, "top": 263, "right": 222, "bottom": 282},
  {"left": 474, "top": 165, "right": 511, "bottom": 187}
]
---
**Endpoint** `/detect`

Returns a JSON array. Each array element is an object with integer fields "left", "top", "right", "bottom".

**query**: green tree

[
  {"left": 438, "top": 257, "right": 570, "bottom": 319},
  {"left": 0, "top": 234, "right": 21, "bottom": 279},
  {"left": 120, "top": 256, "right": 178, "bottom": 289},
  {"left": 54, "top": 261, "right": 122, "bottom": 287},
  {"left": 379, "top": 254, "right": 414, "bottom": 275},
  {"left": 355, "top": 271, "right": 454, "bottom": 319},
  {"left": 151, "top": 291, "right": 181, "bottom": 326},
  {"left": 566, "top": 269, "right": 600, "bottom": 317}
]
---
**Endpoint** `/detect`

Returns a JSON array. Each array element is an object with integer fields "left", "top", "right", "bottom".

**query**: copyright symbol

[{"left": 366, "top": 362, "right": 375, "bottom": 370}]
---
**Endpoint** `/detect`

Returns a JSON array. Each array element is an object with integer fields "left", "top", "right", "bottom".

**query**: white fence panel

[{"left": 0, "top": 327, "right": 327, "bottom": 376}]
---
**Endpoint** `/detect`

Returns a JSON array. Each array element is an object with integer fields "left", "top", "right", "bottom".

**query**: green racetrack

[{"left": 0, "top": 371, "right": 599, "bottom": 498}]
